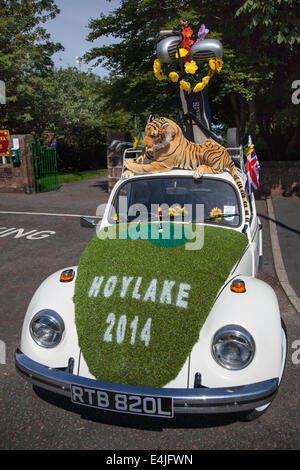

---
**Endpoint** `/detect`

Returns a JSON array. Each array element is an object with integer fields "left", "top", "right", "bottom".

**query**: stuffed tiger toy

[{"left": 124, "top": 116, "right": 249, "bottom": 222}]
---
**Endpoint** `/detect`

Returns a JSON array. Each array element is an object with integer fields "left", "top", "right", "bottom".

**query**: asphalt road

[{"left": 0, "top": 176, "right": 300, "bottom": 450}]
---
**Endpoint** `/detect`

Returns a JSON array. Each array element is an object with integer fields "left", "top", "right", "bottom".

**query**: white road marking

[{"left": 0, "top": 211, "right": 101, "bottom": 218}]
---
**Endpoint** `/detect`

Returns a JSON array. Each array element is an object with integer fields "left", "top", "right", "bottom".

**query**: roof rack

[
  {"left": 122, "top": 148, "right": 143, "bottom": 175},
  {"left": 111, "top": 140, "right": 246, "bottom": 178},
  {"left": 226, "top": 145, "right": 246, "bottom": 174}
]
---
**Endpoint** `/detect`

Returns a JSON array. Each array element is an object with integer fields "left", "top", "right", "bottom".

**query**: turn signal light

[
  {"left": 60, "top": 269, "right": 75, "bottom": 282},
  {"left": 231, "top": 279, "right": 246, "bottom": 293}
]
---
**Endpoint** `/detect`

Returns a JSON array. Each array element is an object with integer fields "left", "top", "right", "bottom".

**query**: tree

[
  {"left": 38, "top": 67, "right": 106, "bottom": 171},
  {"left": 234, "top": 0, "right": 300, "bottom": 159},
  {"left": 0, "top": 0, "right": 63, "bottom": 133},
  {"left": 85, "top": 0, "right": 300, "bottom": 160}
]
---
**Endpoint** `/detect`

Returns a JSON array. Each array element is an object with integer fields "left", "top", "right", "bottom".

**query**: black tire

[{"left": 227, "top": 128, "right": 240, "bottom": 148}]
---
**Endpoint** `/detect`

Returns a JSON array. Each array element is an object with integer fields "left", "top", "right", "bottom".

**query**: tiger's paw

[
  {"left": 124, "top": 158, "right": 136, "bottom": 170},
  {"left": 123, "top": 169, "right": 134, "bottom": 178},
  {"left": 193, "top": 168, "right": 204, "bottom": 179}
]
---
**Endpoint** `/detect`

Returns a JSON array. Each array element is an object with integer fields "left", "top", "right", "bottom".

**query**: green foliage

[
  {"left": 58, "top": 169, "right": 107, "bottom": 184},
  {"left": 236, "top": 0, "right": 300, "bottom": 46},
  {"left": 0, "top": 0, "right": 63, "bottom": 132},
  {"left": 1, "top": 0, "right": 299, "bottom": 164},
  {"left": 0, "top": 1, "right": 107, "bottom": 171},
  {"left": 85, "top": 0, "right": 300, "bottom": 160}
]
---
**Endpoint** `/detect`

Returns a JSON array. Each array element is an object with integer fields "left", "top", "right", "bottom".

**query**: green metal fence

[{"left": 30, "top": 140, "right": 59, "bottom": 193}]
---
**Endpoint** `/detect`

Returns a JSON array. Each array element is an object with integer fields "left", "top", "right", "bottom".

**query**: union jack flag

[{"left": 245, "top": 136, "right": 260, "bottom": 195}]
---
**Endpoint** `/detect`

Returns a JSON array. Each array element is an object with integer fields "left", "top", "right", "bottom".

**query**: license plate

[{"left": 71, "top": 384, "right": 174, "bottom": 418}]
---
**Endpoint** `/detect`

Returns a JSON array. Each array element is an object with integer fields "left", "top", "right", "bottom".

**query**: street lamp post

[{"left": 76, "top": 56, "right": 82, "bottom": 72}]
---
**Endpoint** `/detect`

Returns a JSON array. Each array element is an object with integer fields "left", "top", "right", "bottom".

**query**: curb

[{"left": 267, "top": 198, "right": 300, "bottom": 315}]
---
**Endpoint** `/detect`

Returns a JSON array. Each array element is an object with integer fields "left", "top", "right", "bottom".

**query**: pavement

[{"left": 267, "top": 196, "right": 300, "bottom": 314}]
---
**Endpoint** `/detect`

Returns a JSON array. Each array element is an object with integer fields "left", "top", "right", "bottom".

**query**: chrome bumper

[{"left": 15, "top": 349, "right": 278, "bottom": 415}]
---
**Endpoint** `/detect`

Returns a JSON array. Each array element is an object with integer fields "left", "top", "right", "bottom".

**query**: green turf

[{"left": 74, "top": 223, "right": 248, "bottom": 387}]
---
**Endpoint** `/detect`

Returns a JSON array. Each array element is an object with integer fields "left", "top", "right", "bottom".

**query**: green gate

[{"left": 30, "top": 140, "right": 59, "bottom": 193}]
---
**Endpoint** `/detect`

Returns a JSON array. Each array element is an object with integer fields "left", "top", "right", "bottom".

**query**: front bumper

[{"left": 15, "top": 349, "right": 278, "bottom": 415}]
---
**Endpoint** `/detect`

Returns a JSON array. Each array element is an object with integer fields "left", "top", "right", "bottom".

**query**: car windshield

[{"left": 110, "top": 176, "right": 241, "bottom": 227}]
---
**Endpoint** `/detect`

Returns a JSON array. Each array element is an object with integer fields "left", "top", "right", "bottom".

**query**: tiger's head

[{"left": 143, "top": 116, "right": 175, "bottom": 155}]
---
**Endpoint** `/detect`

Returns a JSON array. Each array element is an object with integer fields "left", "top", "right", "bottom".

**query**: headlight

[
  {"left": 30, "top": 310, "right": 65, "bottom": 348},
  {"left": 212, "top": 324, "right": 255, "bottom": 370}
]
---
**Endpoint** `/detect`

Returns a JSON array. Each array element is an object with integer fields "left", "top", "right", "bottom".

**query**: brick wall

[
  {"left": 256, "top": 161, "right": 300, "bottom": 198},
  {"left": 0, "top": 134, "right": 34, "bottom": 193},
  {"left": 0, "top": 166, "right": 13, "bottom": 186},
  {"left": 106, "top": 132, "right": 130, "bottom": 193}
]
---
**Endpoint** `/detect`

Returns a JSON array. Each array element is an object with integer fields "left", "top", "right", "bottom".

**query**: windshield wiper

[{"left": 204, "top": 213, "right": 240, "bottom": 222}]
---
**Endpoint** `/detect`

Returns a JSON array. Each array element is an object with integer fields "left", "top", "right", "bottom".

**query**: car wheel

[{"left": 240, "top": 319, "right": 287, "bottom": 422}]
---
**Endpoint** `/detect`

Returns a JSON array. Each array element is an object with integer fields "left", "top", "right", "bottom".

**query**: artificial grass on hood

[{"left": 74, "top": 223, "right": 248, "bottom": 387}]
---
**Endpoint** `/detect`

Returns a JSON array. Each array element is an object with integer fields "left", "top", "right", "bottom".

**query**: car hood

[{"left": 74, "top": 223, "right": 248, "bottom": 388}]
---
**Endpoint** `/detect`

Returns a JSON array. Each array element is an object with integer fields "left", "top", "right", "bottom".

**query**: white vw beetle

[{"left": 15, "top": 148, "right": 287, "bottom": 421}]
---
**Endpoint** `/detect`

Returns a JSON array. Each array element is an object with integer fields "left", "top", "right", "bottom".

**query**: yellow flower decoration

[
  {"left": 168, "top": 205, "right": 188, "bottom": 216},
  {"left": 153, "top": 47, "right": 224, "bottom": 92},
  {"left": 202, "top": 76, "right": 210, "bottom": 86},
  {"left": 175, "top": 48, "right": 189, "bottom": 59},
  {"left": 193, "top": 82, "right": 205, "bottom": 92},
  {"left": 180, "top": 80, "right": 191, "bottom": 91},
  {"left": 246, "top": 144, "right": 255, "bottom": 156},
  {"left": 184, "top": 60, "right": 198, "bottom": 74},
  {"left": 153, "top": 59, "right": 167, "bottom": 80},
  {"left": 193, "top": 75, "right": 210, "bottom": 93},
  {"left": 192, "top": 57, "right": 222, "bottom": 93},
  {"left": 209, "top": 58, "right": 223, "bottom": 72},
  {"left": 216, "top": 58, "right": 223, "bottom": 72},
  {"left": 169, "top": 71, "right": 179, "bottom": 82},
  {"left": 153, "top": 58, "right": 162, "bottom": 73},
  {"left": 210, "top": 207, "right": 223, "bottom": 220},
  {"left": 133, "top": 137, "right": 138, "bottom": 150},
  {"left": 209, "top": 58, "right": 216, "bottom": 71}
]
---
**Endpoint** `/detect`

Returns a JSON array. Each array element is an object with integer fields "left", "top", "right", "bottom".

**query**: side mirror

[{"left": 80, "top": 216, "right": 97, "bottom": 228}]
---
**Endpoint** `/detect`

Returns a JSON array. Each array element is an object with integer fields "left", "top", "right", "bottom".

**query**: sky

[{"left": 44, "top": 0, "right": 121, "bottom": 77}]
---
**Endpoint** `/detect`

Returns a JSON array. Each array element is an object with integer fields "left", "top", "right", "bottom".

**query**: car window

[{"left": 109, "top": 176, "right": 241, "bottom": 227}]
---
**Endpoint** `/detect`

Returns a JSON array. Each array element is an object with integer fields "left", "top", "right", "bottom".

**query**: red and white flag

[{"left": 245, "top": 136, "right": 260, "bottom": 195}]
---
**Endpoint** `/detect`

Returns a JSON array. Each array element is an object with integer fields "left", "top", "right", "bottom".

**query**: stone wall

[
  {"left": 0, "top": 134, "right": 34, "bottom": 193},
  {"left": 256, "top": 161, "right": 300, "bottom": 199}
]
